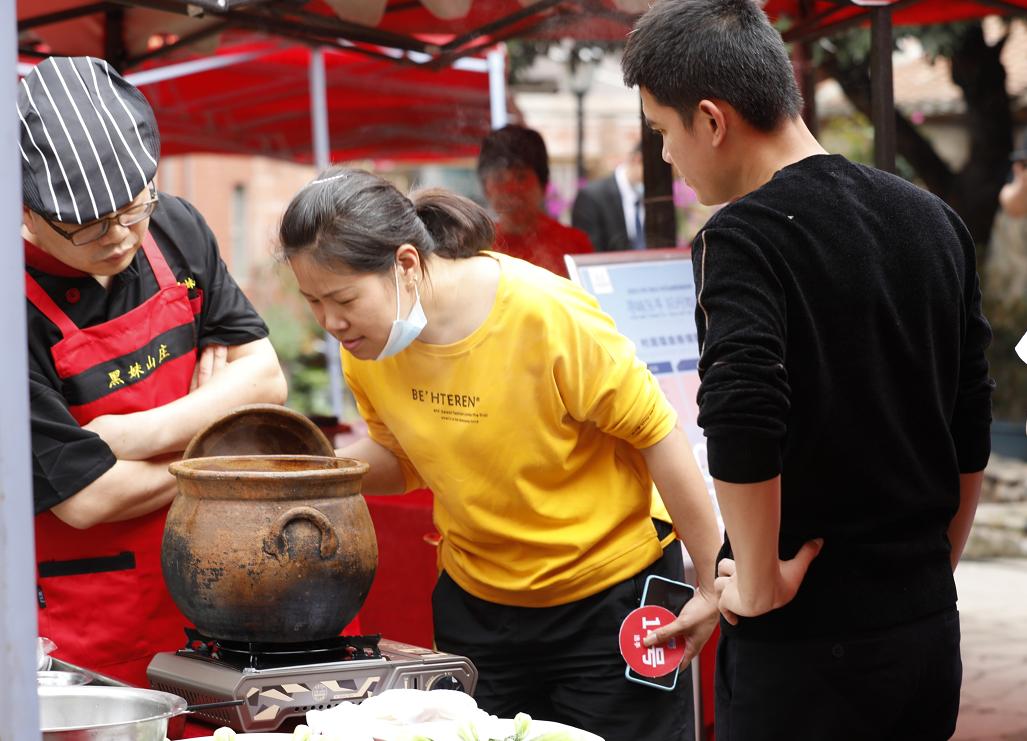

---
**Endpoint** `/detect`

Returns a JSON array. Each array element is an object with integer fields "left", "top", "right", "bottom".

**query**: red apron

[{"left": 28, "top": 233, "right": 202, "bottom": 687}]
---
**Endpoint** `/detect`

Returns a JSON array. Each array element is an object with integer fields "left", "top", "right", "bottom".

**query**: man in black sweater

[{"left": 622, "top": 2, "right": 993, "bottom": 739}]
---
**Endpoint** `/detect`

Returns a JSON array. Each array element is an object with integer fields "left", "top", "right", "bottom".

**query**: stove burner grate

[{"left": 180, "top": 628, "right": 383, "bottom": 670}]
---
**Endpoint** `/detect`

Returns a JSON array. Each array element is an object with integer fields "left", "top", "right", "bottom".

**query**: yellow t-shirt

[{"left": 343, "top": 252, "right": 677, "bottom": 607}]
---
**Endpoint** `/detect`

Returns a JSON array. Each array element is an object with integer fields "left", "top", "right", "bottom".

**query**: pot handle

[{"left": 263, "top": 506, "right": 340, "bottom": 560}]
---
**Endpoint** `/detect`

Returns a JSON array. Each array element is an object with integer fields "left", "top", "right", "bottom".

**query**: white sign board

[{"left": 566, "top": 249, "right": 716, "bottom": 506}]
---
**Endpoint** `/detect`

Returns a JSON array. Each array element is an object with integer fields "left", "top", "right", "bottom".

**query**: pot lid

[{"left": 184, "top": 404, "right": 336, "bottom": 459}]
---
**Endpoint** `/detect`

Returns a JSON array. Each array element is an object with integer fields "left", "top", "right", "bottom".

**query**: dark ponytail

[
  {"left": 278, "top": 166, "right": 493, "bottom": 272},
  {"left": 410, "top": 187, "right": 494, "bottom": 259}
]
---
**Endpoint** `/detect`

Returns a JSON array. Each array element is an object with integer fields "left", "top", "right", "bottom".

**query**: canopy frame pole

[
  {"left": 310, "top": 47, "right": 330, "bottom": 172},
  {"left": 487, "top": 46, "right": 508, "bottom": 129},
  {"left": 795, "top": 0, "right": 818, "bottom": 137},
  {"left": 104, "top": 4, "right": 127, "bottom": 71},
  {"left": 439, "top": 0, "right": 565, "bottom": 54},
  {"left": 2, "top": 0, "right": 42, "bottom": 734},
  {"left": 124, "top": 20, "right": 230, "bottom": 67},
  {"left": 869, "top": 5, "right": 896, "bottom": 172},
  {"left": 781, "top": 0, "right": 921, "bottom": 45},
  {"left": 971, "top": 0, "right": 1027, "bottom": 14},
  {"left": 640, "top": 100, "right": 676, "bottom": 249},
  {"left": 309, "top": 47, "right": 345, "bottom": 424},
  {"left": 18, "top": 2, "right": 114, "bottom": 30},
  {"left": 18, "top": 46, "right": 280, "bottom": 85},
  {"left": 123, "top": 47, "right": 279, "bottom": 86},
  {"left": 108, "top": 0, "right": 434, "bottom": 54},
  {"left": 779, "top": 1, "right": 851, "bottom": 43},
  {"left": 426, "top": 16, "right": 549, "bottom": 70}
]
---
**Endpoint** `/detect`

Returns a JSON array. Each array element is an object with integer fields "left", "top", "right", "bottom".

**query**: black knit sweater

[{"left": 693, "top": 154, "right": 993, "bottom": 639}]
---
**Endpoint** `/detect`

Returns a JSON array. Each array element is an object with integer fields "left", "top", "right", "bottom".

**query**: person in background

[
  {"left": 572, "top": 143, "right": 646, "bottom": 252},
  {"left": 279, "top": 167, "right": 722, "bottom": 741},
  {"left": 20, "top": 56, "right": 287, "bottom": 686},
  {"left": 622, "top": 2, "right": 993, "bottom": 739},
  {"left": 477, "top": 124, "right": 593, "bottom": 277}
]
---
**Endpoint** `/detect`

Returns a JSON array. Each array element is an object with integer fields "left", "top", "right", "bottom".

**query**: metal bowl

[
  {"left": 37, "top": 671, "right": 90, "bottom": 687},
  {"left": 38, "top": 685, "right": 186, "bottom": 740}
]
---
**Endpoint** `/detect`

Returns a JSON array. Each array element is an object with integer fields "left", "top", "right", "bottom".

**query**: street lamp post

[
  {"left": 574, "top": 89, "right": 586, "bottom": 183},
  {"left": 569, "top": 50, "right": 595, "bottom": 186}
]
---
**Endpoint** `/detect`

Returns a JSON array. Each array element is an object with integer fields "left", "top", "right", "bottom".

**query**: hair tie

[{"left": 310, "top": 173, "right": 347, "bottom": 186}]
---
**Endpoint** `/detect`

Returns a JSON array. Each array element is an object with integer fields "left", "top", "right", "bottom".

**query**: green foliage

[
  {"left": 811, "top": 28, "right": 872, "bottom": 67},
  {"left": 505, "top": 40, "right": 622, "bottom": 85},
  {"left": 819, "top": 113, "right": 874, "bottom": 164},
  {"left": 506, "top": 40, "right": 554, "bottom": 83},
  {"left": 258, "top": 263, "right": 335, "bottom": 418},
  {"left": 800, "top": 18, "right": 999, "bottom": 67},
  {"left": 916, "top": 21, "right": 991, "bottom": 62}
]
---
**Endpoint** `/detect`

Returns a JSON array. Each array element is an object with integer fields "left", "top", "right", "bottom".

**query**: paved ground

[{"left": 954, "top": 558, "right": 1027, "bottom": 740}]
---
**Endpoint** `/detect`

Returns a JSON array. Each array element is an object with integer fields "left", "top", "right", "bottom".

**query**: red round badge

[
  {"left": 618, "top": 605, "right": 686, "bottom": 677},
  {"left": 65, "top": 287, "right": 80, "bottom": 304}
]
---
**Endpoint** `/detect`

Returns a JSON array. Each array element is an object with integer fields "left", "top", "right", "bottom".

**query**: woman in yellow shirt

[{"left": 279, "top": 167, "right": 721, "bottom": 741}]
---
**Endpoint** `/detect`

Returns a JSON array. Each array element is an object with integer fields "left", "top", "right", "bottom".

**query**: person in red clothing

[{"left": 476, "top": 125, "right": 593, "bottom": 277}]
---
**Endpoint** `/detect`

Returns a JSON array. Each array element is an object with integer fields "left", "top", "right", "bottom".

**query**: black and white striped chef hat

[{"left": 18, "top": 56, "right": 160, "bottom": 225}]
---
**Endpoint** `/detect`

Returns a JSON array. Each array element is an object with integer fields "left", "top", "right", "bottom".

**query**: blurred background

[
  {"left": 19, "top": 0, "right": 1027, "bottom": 556},
  {"left": 17, "top": 4, "right": 1027, "bottom": 738}
]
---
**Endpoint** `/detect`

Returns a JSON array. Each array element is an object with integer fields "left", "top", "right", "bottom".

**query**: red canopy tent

[
  {"left": 18, "top": 2, "right": 497, "bottom": 164},
  {"left": 18, "top": 0, "right": 641, "bottom": 69},
  {"left": 23, "top": 0, "right": 1027, "bottom": 66},
  {"left": 131, "top": 41, "right": 492, "bottom": 163}
]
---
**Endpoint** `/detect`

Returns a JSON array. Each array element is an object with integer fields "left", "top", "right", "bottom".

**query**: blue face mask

[{"left": 376, "top": 268, "right": 427, "bottom": 360}]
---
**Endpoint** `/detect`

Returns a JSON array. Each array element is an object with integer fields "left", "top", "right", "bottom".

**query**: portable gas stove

[{"left": 146, "top": 631, "right": 478, "bottom": 733}]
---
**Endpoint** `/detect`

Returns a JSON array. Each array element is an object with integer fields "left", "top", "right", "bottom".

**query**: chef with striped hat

[{"left": 19, "top": 56, "right": 287, "bottom": 685}]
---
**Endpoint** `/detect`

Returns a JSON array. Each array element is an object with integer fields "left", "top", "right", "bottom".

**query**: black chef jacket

[{"left": 27, "top": 193, "right": 269, "bottom": 514}]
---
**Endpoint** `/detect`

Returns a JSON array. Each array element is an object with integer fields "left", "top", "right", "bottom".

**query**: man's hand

[
  {"left": 714, "top": 538, "right": 823, "bottom": 625},
  {"left": 191, "top": 344, "right": 229, "bottom": 391},
  {"left": 640, "top": 586, "right": 719, "bottom": 665}
]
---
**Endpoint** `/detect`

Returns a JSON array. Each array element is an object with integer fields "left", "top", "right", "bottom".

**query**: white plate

[
  {"left": 189, "top": 720, "right": 604, "bottom": 740},
  {"left": 497, "top": 718, "right": 605, "bottom": 740},
  {"left": 189, "top": 730, "right": 293, "bottom": 734}
]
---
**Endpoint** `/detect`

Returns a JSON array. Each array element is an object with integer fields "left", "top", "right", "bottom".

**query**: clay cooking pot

[{"left": 162, "top": 455, "right": 376, "bottom": 643}]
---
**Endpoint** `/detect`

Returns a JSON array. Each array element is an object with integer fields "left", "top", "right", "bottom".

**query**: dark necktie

[{"left": 633, "top": 198, "right": 646, "bottom": 250}]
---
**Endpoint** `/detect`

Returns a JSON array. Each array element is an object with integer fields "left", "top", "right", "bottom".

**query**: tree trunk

[{"left": 820, "top": 22, "right": 1011, "bottom": 253}]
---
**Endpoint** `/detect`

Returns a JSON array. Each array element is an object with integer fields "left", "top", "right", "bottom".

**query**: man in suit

[{"left": 572, "top": 145, "right": 645, "bottom": 252}]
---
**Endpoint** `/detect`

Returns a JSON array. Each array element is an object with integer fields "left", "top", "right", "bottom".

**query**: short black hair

[
  {"left": 622, "top": 0, "right": 802, "bottom": 132},
  {"left": 477, "top": 124, "right": 550, "bottom": 188}
]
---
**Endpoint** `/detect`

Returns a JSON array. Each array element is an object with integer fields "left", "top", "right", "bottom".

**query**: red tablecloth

[
  {"left": 699, "top": 626, "right": 718, "bottom": 740},
  {"left": 357, "top": 489, "right": 438, "bottom": 648}
]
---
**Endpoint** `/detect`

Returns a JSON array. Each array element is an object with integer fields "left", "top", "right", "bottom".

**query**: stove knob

[{"left": 428, "top": 674, "right": 465, "bottom": 692}]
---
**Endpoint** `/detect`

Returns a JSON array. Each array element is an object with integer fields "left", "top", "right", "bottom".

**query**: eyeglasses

[{"left": 45, "top": 184, "right": 159, "bottom": 246}]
